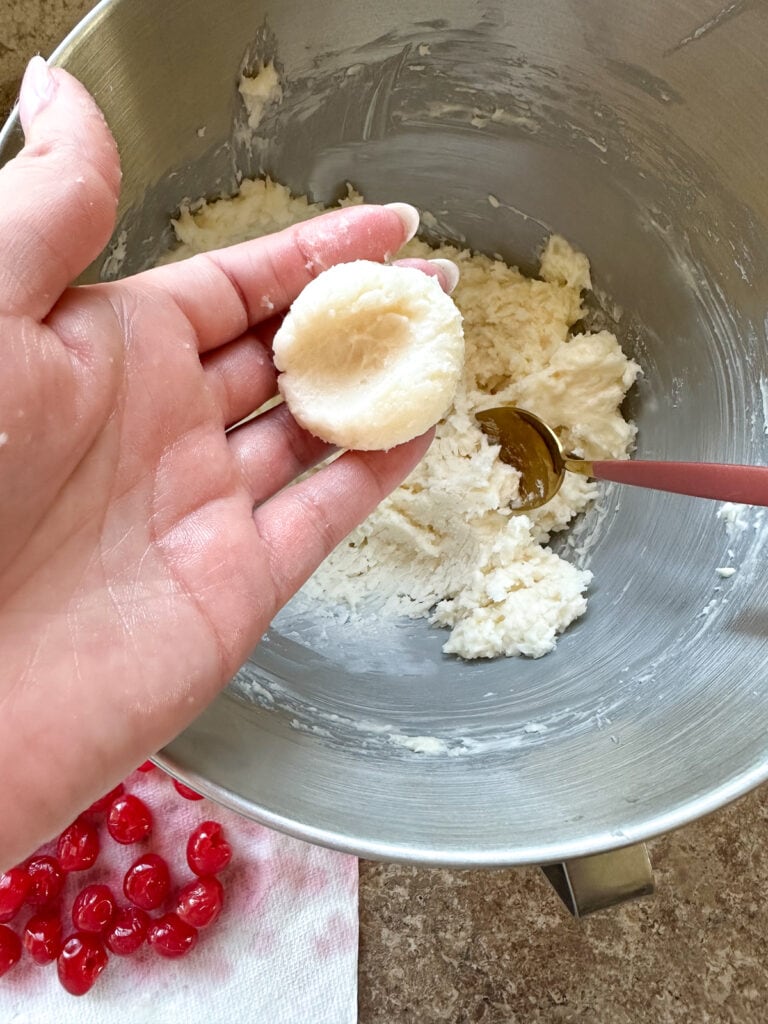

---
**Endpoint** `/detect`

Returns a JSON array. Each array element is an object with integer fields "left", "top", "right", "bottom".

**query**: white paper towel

[{"left": 0, "top": 767, "right": 358, "bottom": 1024}]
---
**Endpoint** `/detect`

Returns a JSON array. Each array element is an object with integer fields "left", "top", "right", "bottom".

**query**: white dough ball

[{"left": 272, "top": 260, "right": 465, "bottom": 450}]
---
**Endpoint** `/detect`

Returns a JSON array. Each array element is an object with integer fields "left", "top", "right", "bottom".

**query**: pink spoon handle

[{"left": 591, "top": 461, "right": 768, "bottom": 506}]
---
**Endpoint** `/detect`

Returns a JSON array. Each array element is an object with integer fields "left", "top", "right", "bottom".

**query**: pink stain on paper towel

[
  {"left": 314, "top": 911, "right": 358, "bottom": 959},
  {"left": 0, "top": 762, "right": 359, "bottom": 1004}
]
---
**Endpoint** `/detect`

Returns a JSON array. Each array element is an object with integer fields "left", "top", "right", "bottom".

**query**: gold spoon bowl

[{"left": 476, "top": 406, "right": 768, "bottom": 511}]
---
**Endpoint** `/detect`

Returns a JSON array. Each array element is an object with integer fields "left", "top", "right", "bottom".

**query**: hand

[{"left": 0, "top": 58, "right": 451, "bottom": 869}]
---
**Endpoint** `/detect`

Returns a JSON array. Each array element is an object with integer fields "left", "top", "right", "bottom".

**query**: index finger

[{"left": 134, "top": 203, "right": 420, "bottom": 353}]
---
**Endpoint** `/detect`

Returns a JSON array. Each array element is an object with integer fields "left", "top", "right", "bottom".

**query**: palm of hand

[
  {"left": 0, "top": 61, "right": 436, "bottom": 867},
  {"left": 3, "top": 285, "right": 268, "bottom": 778}
]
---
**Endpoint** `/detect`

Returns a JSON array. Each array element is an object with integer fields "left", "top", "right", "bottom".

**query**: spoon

[{"left": 475, "top": 405, "right": 768, "bottom": 511}]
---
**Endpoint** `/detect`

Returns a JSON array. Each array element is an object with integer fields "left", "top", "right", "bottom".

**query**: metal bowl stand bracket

[{"left": 542, "top": 843, "right": 654, "bottom": 917}]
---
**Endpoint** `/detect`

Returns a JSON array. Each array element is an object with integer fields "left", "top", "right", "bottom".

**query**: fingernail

[
  {"left": 430, "top": 258, "right": 460, "bottom": 294},
  {"left": 385, "top": 202, "right": 420, "bottom": 243},
  {"left": 20, "top": 55, "right": 56, "bottom": 129}
]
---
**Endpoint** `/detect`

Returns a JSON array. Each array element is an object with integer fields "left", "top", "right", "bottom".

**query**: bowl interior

[{"left": 5, "top": 0, "right": 767, "bottom": 864}]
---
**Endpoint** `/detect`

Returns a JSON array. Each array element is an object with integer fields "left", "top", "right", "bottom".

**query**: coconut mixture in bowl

[{"left": 165, "top": 165, "right": 639, "bottom": 660}]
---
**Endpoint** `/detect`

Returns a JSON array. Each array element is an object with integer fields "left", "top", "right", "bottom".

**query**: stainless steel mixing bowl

[{"left": 3, "top": 0, "right": 768, "bottom": 878}]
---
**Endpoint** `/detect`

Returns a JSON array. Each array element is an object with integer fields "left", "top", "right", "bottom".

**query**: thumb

[{"left": 0, "top": 56, "right": 121, "bottom": 320}]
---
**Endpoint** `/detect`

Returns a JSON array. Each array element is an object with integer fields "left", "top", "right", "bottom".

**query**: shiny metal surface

[
  {"left": 541, "top": 844, "right": 655, "bottom": 917},
  {"left": 476, "top": 406, "right": 570, "bottom": 510},
  {"left": 477, "top": 404, "right": 768, "bottom": 509},
  {"left": 3, "top": 0, "right": 768, "bottom": 868}
]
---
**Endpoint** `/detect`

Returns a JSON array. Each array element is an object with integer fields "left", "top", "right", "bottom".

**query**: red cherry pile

[{"left": 0, "top": 764, "right": 232, "bottom": 996}]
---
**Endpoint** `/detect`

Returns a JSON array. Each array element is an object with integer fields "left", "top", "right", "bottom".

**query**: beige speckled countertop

[{"left": 2, "top": 3, "right": 768, "bottom": 1021}]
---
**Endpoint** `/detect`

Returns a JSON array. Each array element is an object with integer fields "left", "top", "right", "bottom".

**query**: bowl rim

[
  {"left": 0, "top": 0, "right": 117, "bottom": 150},
  {"left": 153, "top": 743, "right": 768, "bottom": 867}
]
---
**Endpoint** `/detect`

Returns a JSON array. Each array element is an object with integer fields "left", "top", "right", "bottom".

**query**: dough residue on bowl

[
  {"left": 238, "top": 62, "right": 283, "bottom": 130},
  {"left": 165, "top": 179, "right": 640, "bottom": 659}
]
